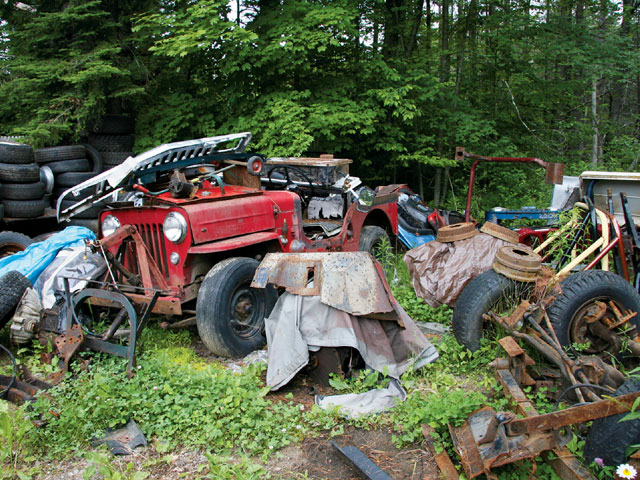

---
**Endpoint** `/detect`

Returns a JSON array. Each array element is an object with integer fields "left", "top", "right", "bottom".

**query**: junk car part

[
  {"left": 56, "top": 132, "right": 254, "bottom": 221},
  {"left": 456, "top": 147, "right": 564, "bottom": 222}
]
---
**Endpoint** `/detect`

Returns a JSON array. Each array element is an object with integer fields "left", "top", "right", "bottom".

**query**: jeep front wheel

[{"left": 196, "top": 257, "right": 278, "bottom": 358}]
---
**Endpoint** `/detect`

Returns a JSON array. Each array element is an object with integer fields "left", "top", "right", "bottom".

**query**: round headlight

[
  {"left": 101, "top": 215, "right": 121, "bottom": 237},
  {"left": 163, "top": 212, "right": 187, "bottom": 243}
]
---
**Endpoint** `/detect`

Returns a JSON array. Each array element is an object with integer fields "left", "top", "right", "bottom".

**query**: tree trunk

[
  {"left": 433, "top": 167, "right": 442, "bottom": 207},
  {"left": 440, "top": 0, "right": 450, "bottom": 82},
  {"left": 592, "top": 79, "right": 599, "bottom": 166}
]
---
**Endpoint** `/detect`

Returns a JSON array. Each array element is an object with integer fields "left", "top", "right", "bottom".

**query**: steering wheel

[{"left": 266, "top": 166, "right": 316, "bottom": 208}]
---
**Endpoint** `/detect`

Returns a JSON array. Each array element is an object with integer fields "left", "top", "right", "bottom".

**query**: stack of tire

[
  {"left": 88, "top": 114, "right": 135, "bottom": 172},
  {"left": 34, "top": 144, "right": 103, "bottom": 230},
  {"left": 0, "top": 142, "right": 48, "bottom": 219}
]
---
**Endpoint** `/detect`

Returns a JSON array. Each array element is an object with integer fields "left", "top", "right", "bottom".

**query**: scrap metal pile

[{"left": 403, "top": 148, "right": 640, "bottom": 478}]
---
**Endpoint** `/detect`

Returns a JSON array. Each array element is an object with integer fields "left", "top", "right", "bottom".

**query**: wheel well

[{"left": 362, "top": 210, "right": 396, "bottom": 244}]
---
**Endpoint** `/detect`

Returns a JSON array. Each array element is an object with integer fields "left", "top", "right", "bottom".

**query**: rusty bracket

[
  {"left": 451, "top": 367, "right": 598, "bottom": 479},
  {"left": 496, "top": 336, "right": 536, "bottom": 387},
  {"left": 505, "top": 390, "right": 640, "bottom": 436},
  {"left": 54, "top": 324, "right": 84, "bottom": 373}
]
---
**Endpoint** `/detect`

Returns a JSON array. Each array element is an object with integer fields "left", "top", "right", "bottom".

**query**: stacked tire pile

[
  {"left": 88, "top": 114, "right": 135, "bottom": 172},
  {"left": 0, "top": 142, "right": 48, "bottom": 219},
  {"left": 34, "top": 145, "right": 103, "bottom": 229}
]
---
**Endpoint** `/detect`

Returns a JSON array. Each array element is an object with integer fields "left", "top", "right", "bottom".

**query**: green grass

[{"left": 0, "top": 255, "right": 587, "bottom": 479}]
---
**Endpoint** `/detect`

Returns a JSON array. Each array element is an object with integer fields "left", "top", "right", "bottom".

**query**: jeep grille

[{"left": 133, "top": 222, "right": 169, "bottom": 279}]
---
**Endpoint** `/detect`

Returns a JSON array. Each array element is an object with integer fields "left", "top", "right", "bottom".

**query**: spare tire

[
  {"left": 2, "top": 199, "right": 46, "bottom": 218},
  {"left": 0, "top": 231, "right": 31, "bottom": 258},
  {"left": 88, "top": 134, "right": 134, "bottom": 152},
  {"left": 0, "top": 181, "right": 45, "bottom": 201},
  {"left": 0, "top": 163, "right": 40, "bottom": 183},
  {"left": 584, "top": 378, "right": 640, "bottom": 466},
  {"left": 0, "top": 142, "right": 34, "bottom": 164},
  {"left": 81, "top": 143, "right": 103, "bottom": 173},
  {"left": 101, "top": 151, "right": 132, "bottom": 169},
  {"left": 34, "top": 145, "right": 86, "bottom": 164},
  {"left": 547, "top": 270, "right": 640, "bottom": 356},
  {"left": 55, "top": 171, "right": 98, "bottom": 187},
  {"left": 0, "top": 271, "right": 31, "bottom": 329},
  {"left": 47, "top": 158, "right": 90, "bottom": 174},
  {"left": 452, "top": 269, "right": 533, "bottom": 351}
]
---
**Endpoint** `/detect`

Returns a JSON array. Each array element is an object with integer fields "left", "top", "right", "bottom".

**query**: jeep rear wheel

[{"left": 196, "top": 257, "right": 278, "bottom": 358}]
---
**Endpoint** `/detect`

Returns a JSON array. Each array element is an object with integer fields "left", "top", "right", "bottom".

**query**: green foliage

[
  {"left": 390, "top": 334, "right": 508, "bottom": 449},
  {"left": 83, "top": 450, "right": 149, "bottom": 480},
  {"left": 329, "top": 368, "right": 390, "bottom": 394},
  {"left": 390, "top": 253, "right": 452, "bottom": 323},
  {"left": 0, "top": 402, "right": 37, "bottom": 480},
  {"left": 0, "top": 0, "right": 144, "bottom": 146},
  {"left": 201, "top": 452, "right": 271, "bottom": 479},
  {"left": 25, "top": 329, "right": 304, "bottom": 458},
  {"left": 2, "top": 0, "right": 639, "bottom": 210}
]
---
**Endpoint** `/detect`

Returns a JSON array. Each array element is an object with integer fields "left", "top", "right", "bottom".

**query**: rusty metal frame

[
  {"left": 55, "top": 278, "right": 159, "bottom": 376},
  {"left": 456, "top": 147, "right": 564, "bottom": 222},
  {"left": 450, "top": 361, "right": 609, "bottom": 479}
]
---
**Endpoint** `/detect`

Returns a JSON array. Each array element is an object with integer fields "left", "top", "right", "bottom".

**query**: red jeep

[{"left": 57, "top": 133, "right": 401, "bottom": 357}]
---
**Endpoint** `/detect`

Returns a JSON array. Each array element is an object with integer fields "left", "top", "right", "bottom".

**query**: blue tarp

[
  {"left": 398, "top": 226, "right": 436, "bottom": 249},
  {"left": 0, "top": 226, "right": 96, "bottom": 284}
]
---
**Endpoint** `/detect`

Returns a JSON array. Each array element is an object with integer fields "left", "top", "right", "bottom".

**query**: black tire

[
  {"left": 101, "top": 151, "right": 132, "bottom": 168},
  {"left": 46, "top": 158, "right": 90, "bottom": 174},
  {"left": 34, "top": 145, "right": 85, "bottom": 164},
  {"left": 196, "top": 257, "right": 278, "bottom": 358},
  {"left": 0, "top": 271, "right": 31, "bottom": 329},
  {"left": 81, "top": 143, "right": 103, "bottom": 173},
  {"left": 0, "top": 142, "right": 34, "bottom": 164},
  {"left": 2, "top": 199, "right": 45, "bottom": 218},
  {"left": 59, "top": 199, "right": 104, "bottom": 219},
  {"left": 0, "top": 181, "right": 45, "bottom": 201},
  {"left": 547, "top": 270, "right": 640, "bottom": 355},
  {"left": 0, "top": 163, "right": 40, "bottom": 183},
  {"left": 88, "top": 134, "right": 135, "bottom": 152},
  {"left": 358, "top": 225, "right": 393, "bottom": 272},
  {"left": 584, "top": 378, "right": 640, "bottom": 465},
  {"left": 55, "top": 171, "right": 98, "bottom": 188},
  {"left": 94, "top": 114, "right": 135, "bottom": 135},
  {"left": 452, "top": 270, "right": 529, "bottom": 351},
  {"left": 247, "top": 156, "right": 264, "bottom": 176},
  {"left": 0, "top": 231, "right": 31, "bottom": 258},
  {"left": 359, "top": 225, "right": 390, "bottom": 254}
]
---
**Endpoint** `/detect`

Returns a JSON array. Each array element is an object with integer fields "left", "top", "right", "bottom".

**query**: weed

[
  {"left": 328, "top": 368, "right": 390, "bottom": 394},
  {"left": 201, "top": 452, "right": 270, "bottom": 479},
  {"left": 83, "top": 450, "right": 150, "bottom": 480},
  {"left": 25, "top": 329, "right": 305, "bottom": 458},
  {"left": 0, "top": 402, "right": 38, "bottom": 480}
]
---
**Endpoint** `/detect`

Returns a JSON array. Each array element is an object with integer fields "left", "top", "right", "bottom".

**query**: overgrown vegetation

[
  {"left": 2, "top": 0, "right": 639, "bottom": 212},
  {"left": 0, "top": 256, "right": 616, "bottom": 478}
]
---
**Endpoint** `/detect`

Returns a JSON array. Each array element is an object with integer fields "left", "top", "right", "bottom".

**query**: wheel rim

[
  {"left": 229, "top": 284, "right": 263, "bottom": 339},
  {"left": 0, "top": 243, "right": 26, "bottom": 258},
  {"left": 569, "top": 297, "right": 629, "bottom": 355}
]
